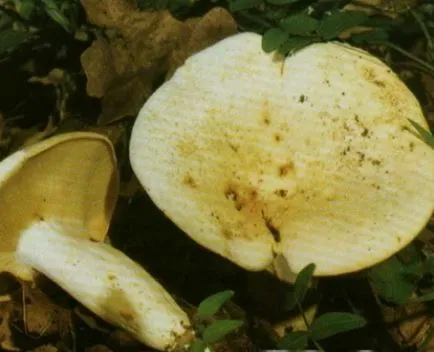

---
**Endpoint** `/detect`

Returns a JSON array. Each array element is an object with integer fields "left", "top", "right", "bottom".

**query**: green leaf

[
  {"left": 266, "top": 0, "right": 302, "bottom": 4},
  {"left": 310, "top": 312, "right": 367, "bottom": 340},
  {"left": 425, "top": 256, "right": 434, "bottom": 274},
  {"left": 350, "top": 29, "right": 389, "bottom": 44},
  {"left": 398, "top": 243, "right": 425, "bottom": 282},
  {"left": 401, "top": 261, "right": 424, "bottom": 282},
  {"left": 319, "top": 11, "right": 369, "bottom": 40},
  {"left": 280, "top": 14, "right": 320, "bottom": 35},
  {"left": 188, "top": 339, "right": 208, "bottom": 352},
  {"left": 41, "top": 0, "right": 71, "bottom": 32},
  {"left": 0, "top": 12, "right": 12, "bottom": 30},
  {"left": 368, "top": 256, "right": 416, "bottom": 304},
  {"left": 0, "top": 28, "right": 32, "bottom": 56},
  {"left": 278, "top": 331, "right": 309, "bottom": 349},
  {"left": 262, "top": 27, "right": 287, "bottom": 53},
  {"left": 415, "top": 292, "right": 434, "bottom": 303},
  {"left": 408, "top": 119, "right": 434, "bottom": 149},
  {"left": 202, "top": 320, "right": 243, "bottom": 344},
  {"left": 285, "top": 263, "right": 315, "bottom": 310},
  {"left": 294, "top": 263, "right": 315, "bottom": 303},
  {"left": 196, "top": 290, "right": 234, "bottom": 319},
  {"left": 420, "top": 4, "right": 434, "bottom": 16},
  {"left": 278, "top": 36, "right": 314, "bottom": 55},
  {"left": 228, "top": 0, "right": 263, "bottom": 12},
  {"left": 398, "top": 242, "right": 424, "bottom": 265},
  {"left": 265, "top": 8, "right": 289, "bottom": 22},
  {"left": 15, "top": 0, "right": 35, "bottom": 20}
]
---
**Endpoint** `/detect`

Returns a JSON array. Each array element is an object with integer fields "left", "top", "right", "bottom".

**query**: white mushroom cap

[{"left": 130, "top": 32, "right": 434, "bottom": 277}]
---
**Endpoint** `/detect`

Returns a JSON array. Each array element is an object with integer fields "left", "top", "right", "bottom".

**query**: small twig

[
  {"left": 382, "top": 41, "right": 434, "bottom": 74},
  {"left": 21, "top": 285, "right": 28, "bottom": 334},
  {"left": 393, "top": 60, "right": 434, "bottom": 76}
]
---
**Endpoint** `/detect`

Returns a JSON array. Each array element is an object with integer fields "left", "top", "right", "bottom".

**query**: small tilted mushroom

[
  {"left": 0, "top": 132, "right": 192, "bottom": 351},
  {"left": 129, "top": 32, "right": 434, "bottom": 280}
]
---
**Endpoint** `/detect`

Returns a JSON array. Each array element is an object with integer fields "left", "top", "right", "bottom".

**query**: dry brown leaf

[
  {"left": 18, "top": 116, "right": 57, "bottom": 149},
  {"left": 28, "top": 68, "right": 76, "bottom": 123},
  {"left": 28, "top": 68, "right": 66, "bottom": 86},
  {"left": 0, "top": 302, "right": 18, "bottom": 351},
  {"left": 30, "top": 345, "right": 58, "bottom": 352},
  {"left": 80, "top": 39, "right": 116, "bottom": 98},
  {"left": 11, "top": 288, "right": 72, "bottom": 339},
  {"left": 80, "top": 0, "right": 136, "bottom": 28},
  {"left": 98, "top": 72, "right": 156, "bottom": 125},
  {"left": 88, "top": 123, "right": 126, "bottom": 146},
  {"left": 382, "top": 297, "right": 434, "bottom": 350},
  {"left": 119, "top": 175, "right": 142, "bottom": 198},
  {"left": 167, "top": 7, "right": 237, "bottom": 78},
  {"left": 85, "top": 345, "right": 112, "bottom": 352},
  {"left": 3, "top": 115, "right": 57, "bottom": 154},
  {"left": 338, "top": 26, "right": 373, "bottom": 40},
  {"left": 80, "top": 10, "right": 184, "bottom": 124},
  {"left": 186, "top": 7, "right": 237, "bottom": 57},
  {"left": 80, "top": 0, "right": 236, "bottom": 125}
]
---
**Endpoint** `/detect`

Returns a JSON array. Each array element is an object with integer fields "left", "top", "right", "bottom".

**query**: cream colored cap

[
  {"left": 0, "top": 132, "right": 119, "bottom": 281},
  {"left": 130, "top": 32, "right": 434, "bottom": 277}
]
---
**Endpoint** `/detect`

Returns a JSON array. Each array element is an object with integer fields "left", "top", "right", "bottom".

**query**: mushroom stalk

[{"left": 16, "top": 220, "right": 193, "bottom": 351}]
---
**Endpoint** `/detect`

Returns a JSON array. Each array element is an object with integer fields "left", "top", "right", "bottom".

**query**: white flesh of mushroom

[
  {"left": 129, "top": 32, "right": 434, "bottom": 278},
  {"left": 0, "top": 133, "right": 191, "bottom": 351},
  {"left": 17, "top": 221, "right": 191, "bottom": 351}
]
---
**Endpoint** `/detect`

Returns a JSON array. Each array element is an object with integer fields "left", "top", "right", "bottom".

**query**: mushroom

[
  {"left": 0, "top": 132, "right": 192, "bottom": 351},
  {"left": 129, "top": 32, "right": 434, "bottom": 280}
]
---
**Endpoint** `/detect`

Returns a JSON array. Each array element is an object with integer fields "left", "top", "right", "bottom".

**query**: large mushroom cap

[
  {"left": 0, "top": 132, "right": 118, "bottom": 281},
  {"left": 130, "top": 32, "right": 434, "bottom": 277}
]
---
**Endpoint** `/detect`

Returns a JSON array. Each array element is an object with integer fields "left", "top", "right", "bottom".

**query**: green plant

[
  {"left": 224, "top": 0, "right": 434, "bottom": 74},
  {"left": 409, "top": 120, "right": 434, "bottom": 149},
  {"left": 134, "top": 0, "right": 434, "bottom": 73},
  {"left": 279, "top": 264, "right": 367, "bottom": 351},
  {"left": 367, "top": 243, "right": 434, "bottom": 351},
  {"left": 0, "top": 0, "right": 83, "bottom": 60},
  {"left": 188, "top": 290, "right": 244, "bottom": 352}
]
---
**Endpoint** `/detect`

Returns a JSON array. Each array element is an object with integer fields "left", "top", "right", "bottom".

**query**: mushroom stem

[{"left": 16, "top": 220, "right": 193, "bottom": 351}]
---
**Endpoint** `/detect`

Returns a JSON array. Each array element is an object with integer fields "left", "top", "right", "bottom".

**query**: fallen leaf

[
  {"left": 0, "top": 302, "right": 18, "bottom": 351},
  {"left": 80, "top": 0, "right": 236, "bottom": 125},
  {"left": 28, "top": 68, "right": 77, "bottom": 123},
  {"left": 80, "top": 0, "right": 136, "bottom": 28},
  {"left": 80, "top": 39, "right": 117, "bottom": 99},
  {"left": 273, "top": 305, "right": 317, "bottom": 338},
  {"left": 30, "top": 345, "right": 58, "bottom": 352},
  {"left": 167, "top": 7, "right": 237, "bottom": 78},
  {"left": 28, "top": 68, "right": 66, "bottom": 86},
  {"left": 11, "top": 288, "right": 72, "bottom": 339},
  {"left": 9, "top": 115, "right": 57, "bottom": 151},
  {"left": 85, "top": 344, "right": 112, "bottom": 352},
  {"left": 382, "top": 294, "right": 434, "bottom": 350},
  {"left": 98, "top": 72, "right": 156, "bottom": 125}
]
